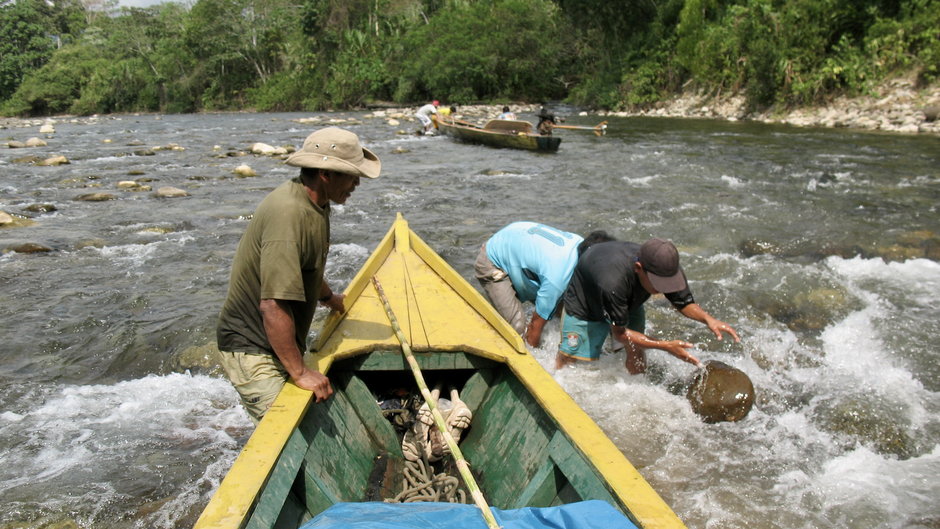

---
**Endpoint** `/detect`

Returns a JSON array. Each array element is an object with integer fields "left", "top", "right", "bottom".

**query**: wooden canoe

[
  {"left": 194, "top": 213, "right": 686, "bottom": 529},
  {"left": 433, "top": 115, "right": 561, "bottom": 152}
]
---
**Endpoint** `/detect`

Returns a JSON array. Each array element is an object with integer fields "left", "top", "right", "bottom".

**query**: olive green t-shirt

[{"left": 217, "top": 177, "right": 330, "bottom": 355}]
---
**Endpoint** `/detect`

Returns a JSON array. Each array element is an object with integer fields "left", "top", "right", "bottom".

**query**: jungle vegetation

[{"left": 1, "top": 0, "right": 937, "bottom": 116}]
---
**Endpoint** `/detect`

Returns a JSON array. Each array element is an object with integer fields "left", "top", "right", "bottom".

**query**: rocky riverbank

[
  {"left": 3, "top": 75, "right": 940, "bottom": 136},
  {"left": 605, "top": 75, "right": 940, "bottom": 135}
]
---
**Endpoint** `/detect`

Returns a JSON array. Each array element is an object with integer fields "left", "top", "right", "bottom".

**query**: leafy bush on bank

[{"left": 1, "top": 0, "right": 937, "bottom": 117}]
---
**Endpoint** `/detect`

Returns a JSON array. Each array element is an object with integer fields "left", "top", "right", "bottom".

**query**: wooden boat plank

[
  {"left": 244, "top": 428, "right": 308, "bottom": 529},
  {"left": 547, "top": 431, "right": 622, "bottom": 511},
  {"left": 343, "top": 373, "right": 403, "bottom": 458},
  {"left": 460, "top": 372, "right": 555, "bottom": 504},
  {"left": 512, "top": 457, "right": 563, "bottom": 508},
  {"left": 297, "top": 388, "right": 377, "bottom": 502}
]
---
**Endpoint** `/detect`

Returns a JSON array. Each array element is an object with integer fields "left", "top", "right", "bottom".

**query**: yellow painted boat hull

[{"left": 194, "top": 214, "right": 686, "bottom": 529}]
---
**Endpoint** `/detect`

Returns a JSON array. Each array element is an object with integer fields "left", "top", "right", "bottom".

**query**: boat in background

[
  {"left": 433, "top": 115, "right": 561, "bottom": 152},
  {"left": 193, "top": 214, "right": 686, "bottom": 529}
]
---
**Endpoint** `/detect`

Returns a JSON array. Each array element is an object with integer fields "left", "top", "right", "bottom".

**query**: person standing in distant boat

[
  {"left": 557, "top": 238, "right": 740, "bottom": 373},
  {"left": 536, "top": 106, "right": 561, "bottom": 135},
  {"left": 415, "top": 100, "right": 440, "bottom": 134},
  {"left": 475, "top": 222, "right": 614, "bottom": 347},
  {"left": 497, "top": 106, "right": 517, "bottom": 120},
  {"left": 216, "top": 127, "right": 381, "bottom": 423}
]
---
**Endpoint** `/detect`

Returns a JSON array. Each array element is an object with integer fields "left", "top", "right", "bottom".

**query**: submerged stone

[{"left": 686, "top": 360, "right": 755, "bottom": 423}]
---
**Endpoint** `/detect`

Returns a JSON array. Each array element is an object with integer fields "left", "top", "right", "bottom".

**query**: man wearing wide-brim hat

[{"left": 217, "top": 127, "right": 380, "bottom": 424}]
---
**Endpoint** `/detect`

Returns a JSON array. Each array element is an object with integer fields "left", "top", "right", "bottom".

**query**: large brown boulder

[{"left": 687, "top": 360, "right": 755, "bottom": 423}]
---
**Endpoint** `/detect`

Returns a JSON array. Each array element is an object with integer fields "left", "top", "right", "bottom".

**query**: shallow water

[{"left": 1, "top": 111, "right": 938, "bottom": 529}]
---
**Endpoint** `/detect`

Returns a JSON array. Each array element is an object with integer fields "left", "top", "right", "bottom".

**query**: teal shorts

[{"left": 559, "top": 305, "right": 645, "bottom": 361}]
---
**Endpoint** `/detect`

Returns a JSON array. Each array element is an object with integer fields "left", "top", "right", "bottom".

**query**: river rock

[
  {"left": 4, "top": 242, "right": 54, "bottom": 254},
  {"left": 250, "top": 142, "right": 283, "bottom": 155},
  {"left": 7, "top": 140, "right": 26, "bottom": 148},
  {"left": 12, "top": 155, "right": 43, "bottom": 164},
  {"left": 134, "top": 149, "right": 156, "bottom": 156},
  {"left": 174, "top": 342, "right": 224, "bottom": 375},
  {"left": 74, "top": 192, "right": 117, "bottom": 202},
  {"left": 22, "top": 203, "right": 57, "bottom": 213},
  {"left": 233, "top": 164, "right": 257, "bottom": 177},
  {"left": 686, "top": 360, "right": 755, "bottom": 423},
  {"left": 25, "top": 137, "right": 47, "bottom": 147},
  {"left": 152, "top": 143, "right": 184, "bottom": 151},
  {"left": 155, "top": 186, "right": 189, "bottom": 198},
  {"left": 923, "top": 105, "right": 940, "bottom": 122},
  {"left": 0, "top": 211, "right": 36, "bottom": 228},
  {"left": 814, "top": 397, "right": 916, "bottom": 458},
  {"left": 37, "top": 155, "right": 69, "bottom": 166},
  {"left": 39, "top": 123, "right": 55, "bottom": 134}
]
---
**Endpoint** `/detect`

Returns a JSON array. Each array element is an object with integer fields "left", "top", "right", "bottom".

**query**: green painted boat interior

[{"left": 244, "top": 351, "right": 628, "bottom": 529}]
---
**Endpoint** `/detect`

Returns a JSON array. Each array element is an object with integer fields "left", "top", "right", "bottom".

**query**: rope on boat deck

[
  {"left": 373, "top": 276, "right": 501, "bottom": 529},
  {"left": 391, "top": 457, "right": 467, "bottom": 504}
]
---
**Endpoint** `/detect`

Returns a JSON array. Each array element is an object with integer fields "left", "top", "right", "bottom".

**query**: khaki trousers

[
  {"left": 474, "top": 244, "right": 526, "bottom": 335},
  {"left": 218, "top": 350, "right": 288, "bottom": 424}
]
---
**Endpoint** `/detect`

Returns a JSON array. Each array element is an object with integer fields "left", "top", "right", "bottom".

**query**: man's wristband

[{"left": 318, "top": 293, "right": 333, "bottom": 302}]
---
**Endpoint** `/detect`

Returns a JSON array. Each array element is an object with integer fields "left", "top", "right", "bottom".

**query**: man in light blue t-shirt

[{"left": 474, "top": 222, "right": 612, "bottom": 347}]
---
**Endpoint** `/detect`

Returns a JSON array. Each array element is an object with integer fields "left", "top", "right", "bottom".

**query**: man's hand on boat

[
  {"left": 319, "top": 292, "right": 347, "bottom": 314},
  {"left": 294, "top": 368, "right": 334, "bottom": 403}
]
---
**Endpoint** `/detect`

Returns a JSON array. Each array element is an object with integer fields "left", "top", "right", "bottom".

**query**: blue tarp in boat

[{"left": 298, "top": 500, "right": 639, "bottom": 529}]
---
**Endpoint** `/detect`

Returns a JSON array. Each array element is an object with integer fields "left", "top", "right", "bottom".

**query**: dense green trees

[{"left": 1, "top": 0, "right": 937, "bottom": 116}]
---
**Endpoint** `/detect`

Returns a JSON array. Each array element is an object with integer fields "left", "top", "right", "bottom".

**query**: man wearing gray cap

[
  {"left": 217, "top": 127, "right": 380, "bottom": 423},
  {"left": 557, "top": 238, "right": 739, "bottom": 373}
]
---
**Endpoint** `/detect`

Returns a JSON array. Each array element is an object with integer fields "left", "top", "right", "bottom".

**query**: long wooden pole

[
  {"left": 553, "top": 120, "right": 608, "bottom": 135},
  {"left": 372, "top": 276, "right": 500, "bottom": 529}
]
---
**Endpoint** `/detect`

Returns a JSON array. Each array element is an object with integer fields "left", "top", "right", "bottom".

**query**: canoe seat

[{"left": 483, "top": 119, "right": 533, "bottom": 134}]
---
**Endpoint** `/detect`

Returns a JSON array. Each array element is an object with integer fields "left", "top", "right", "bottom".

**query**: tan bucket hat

[{"left": 285, "top": 127, "right": 381, "bottom": 179}]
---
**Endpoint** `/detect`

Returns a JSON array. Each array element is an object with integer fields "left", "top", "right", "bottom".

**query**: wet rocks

[
  {"left": 74, "top": 192, "right": 117, "bottom": 202},
  {"left": 233, "top": 164, "right": 257, "bottom": 177},
  {"left": 753, "top": 286, "right": 858, "bottom": 333},
  {"left": 22, "top": 203, "right": 57, "bottom": 214},
  {"left": 686, "top": 360, "right": 755, "bottom": 423},
  {"left": 249, "top": 142, "right": 289, "bottom": 156},
  {"left": 740, "top": 229, "right": 940, "bottom": 263},
  {"left": 0, "top": 211, "right": 36, "bottom": 228},
  {"left": 36, "top": 155, "right": 70, "bottom": 166},
  {"left": 117, "top": 181, "right": 152, "bottom": 191},
  {"left": 3, "top": 242, "right": 54, "bottom": 254},
  {"left": 154, "top": 186, "right": 189, "bottom": 198},
  {"left": 813, "top": 397, "right": 917, "bottom": 459}
]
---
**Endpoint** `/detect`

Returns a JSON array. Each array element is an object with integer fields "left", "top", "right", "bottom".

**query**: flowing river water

[{"left": 1, "top": 111, "right": 938, "bottom": 529}]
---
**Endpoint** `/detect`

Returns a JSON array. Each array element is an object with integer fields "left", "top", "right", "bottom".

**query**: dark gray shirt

[{"left": 563, "top": 241, "right": 694, "bottom": 326}]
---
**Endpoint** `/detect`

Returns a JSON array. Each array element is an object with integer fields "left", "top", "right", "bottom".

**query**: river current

[{"left": 1, "top": 111, "right": 938, "bottom": 529}]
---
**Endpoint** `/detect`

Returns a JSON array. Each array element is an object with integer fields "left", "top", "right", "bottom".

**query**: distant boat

[
  {"left": 194, "top": 213, "right": 687, "bottom": 529},
  {"left": 433, "top": 115, "right": 561, "bottom": 152}
]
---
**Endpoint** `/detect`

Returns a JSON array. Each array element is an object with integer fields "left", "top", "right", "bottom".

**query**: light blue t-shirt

[{"left": 486, "top": 222, "right": 584, "bottom": 320}]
